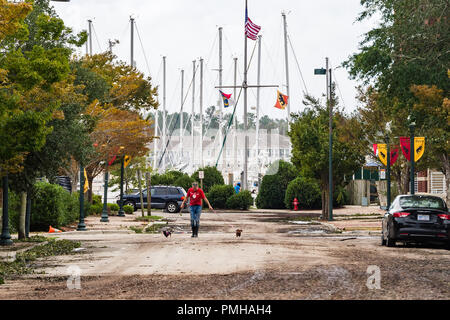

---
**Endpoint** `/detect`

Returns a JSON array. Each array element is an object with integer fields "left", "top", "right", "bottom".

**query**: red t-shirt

[{"left": 186, "top": 188, "right": 205, "bottom": 206}]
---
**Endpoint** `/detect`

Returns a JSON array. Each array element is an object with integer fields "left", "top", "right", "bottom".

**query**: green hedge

[
  {"left": 207, "top": 184, "right": 235, "bottom": 209},
  {"left": 284, "top": 177, "right": 322, "bottom": 210},
  {"left": 226, "top": 190, "right": 253, "bottom": 210},
  {"left": 107, "top": 203, "right": 119, "bottom": 212},
  {"left": 256, "top": 160, "right": 298, "bottom": 209}
]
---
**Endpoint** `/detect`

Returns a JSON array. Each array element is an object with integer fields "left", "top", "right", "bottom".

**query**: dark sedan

[{"left": 381, "top": 195, "right": 450, "bottom": 248}]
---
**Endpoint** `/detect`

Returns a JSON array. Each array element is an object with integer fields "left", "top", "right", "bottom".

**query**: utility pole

[
  {"left": 200, "top": 58, "right": 204, "bottom": 168},
  {"left": 162, "top": 56, "right": 167, "bottom": 172},
  {"left": 256, "top": 35, "right": 262, "bottom": 168},
  {"left": 130, "top": 17, "right": 134, "bottom": 67},
  {"left": 88, "top": 19, "right": 93, "bottom": 56},
  {"left": 180, "top": 69, "right": 184, "bottom": 161},
  {"left": 192, "top": 60, "right": 196, "bottom": 170},
  {"left": 282, "top": 12, "right": 290, "bottom": 123}
]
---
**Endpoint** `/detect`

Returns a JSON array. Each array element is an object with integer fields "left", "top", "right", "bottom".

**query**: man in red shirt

[{"left": 180, "top": 182, "right": 214, "bottom": 238}]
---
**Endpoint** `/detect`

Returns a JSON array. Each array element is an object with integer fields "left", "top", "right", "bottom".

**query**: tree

[
  {"left": 191, "top": 166, "right": 224, "bottom": 193},
  {"left": 289, "top": 94, "right": 366, "bottom": 219},
  {"left": 344, "top": 0, "right": 449, "bottom": 198}
]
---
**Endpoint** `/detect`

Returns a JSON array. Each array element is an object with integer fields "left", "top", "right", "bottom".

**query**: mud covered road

[{"left": 1, "top": 208, "right": 449, "bottom": 299}]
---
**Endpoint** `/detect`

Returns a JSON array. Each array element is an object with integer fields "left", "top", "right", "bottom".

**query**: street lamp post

[
  {"left": 0, "top": 174, "right": 13, "bottom": 246},
  {"left": 314, "top": 57, "right": 333, "bottom": 221},
  {"left": 409, "top": 121, "right": 416, "bottom": 195},
  {"left": 385, "top": 135, "right": 391, "bottom": 208},
  {"left": 100, "top": 161, "right": 110, "bottom": 223},
  {"left": 118, "top": 156, "right": 125, "bottom": 217},
  {"left": 77, "top": 164, "right": 87, "bottom": 231}
]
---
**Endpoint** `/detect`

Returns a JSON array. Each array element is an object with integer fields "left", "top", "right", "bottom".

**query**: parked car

[
  {"left": 381, "top": 195, "right": 450, "bottom": 248},
  {"left": 118, "top": 185, "right": 187, "bottom": 213}
]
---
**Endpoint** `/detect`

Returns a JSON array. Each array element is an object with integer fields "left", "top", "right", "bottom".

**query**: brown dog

[{"left": 235, "top": 229, "right": 243, "bottom": 237}]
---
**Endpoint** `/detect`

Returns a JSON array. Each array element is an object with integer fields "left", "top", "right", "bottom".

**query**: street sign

[
  {"left": 199, "top": 171, "right": 204, "bottom": 179},
  {"left": 314, "top": 68, "right": 327, "bottom": 75},
  {"left": 380, "top": 169, "right": 386, "bottom": 180}
]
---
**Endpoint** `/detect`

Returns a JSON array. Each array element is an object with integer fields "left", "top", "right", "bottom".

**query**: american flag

[{"left": 245, "top": 8, "right": 261, "bottom": 40}]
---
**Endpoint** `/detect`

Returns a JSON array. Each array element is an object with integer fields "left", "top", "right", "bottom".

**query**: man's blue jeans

[{"left": 190, "top": 205, "right": 202, "bottom": 227}]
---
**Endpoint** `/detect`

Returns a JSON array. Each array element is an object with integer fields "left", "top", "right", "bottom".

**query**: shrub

[
  {"left": 285, "top": 177, "right": 322, "bottom": 210},
  {"left": 88, "top": 203, "right": 103, "bottom": 215},
  {"left": 31, "top": 182, "right": 78, "bottom": 231},
  {"left": 92, "top": 194, "right": 102, "bottom": 206},
  {"left": 173, "top": 174, "right": 195, "bottom": 192},
  {"left": 107, "top": 203, "right": 120, "bottom": 212},
  {"left": 226, "top": 190, "right": 253, "bottom": 210},
  {"left": 256, "top": 160, "right": 298, "bottom": 209},
  {"left": 123, "top": 205, "right": 134, "bottom": 214},
  {"left": 207, "top": 184, "right": 235, "bottom": 209},
  {"left": 191, "top": 166, "right": 224, "bottom": 193}
]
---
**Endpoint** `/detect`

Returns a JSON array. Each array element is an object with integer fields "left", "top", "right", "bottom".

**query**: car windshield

[{"left": 399, "top": 196, "right": 446, "bottom": 210}]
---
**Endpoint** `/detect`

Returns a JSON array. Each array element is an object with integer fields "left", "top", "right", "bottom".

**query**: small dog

[
  {"left": 235, "top": 229, "right": 243, "bottom": 238},
  {"left": 162, "top": 229, "right": 173, "bottom": 238}
]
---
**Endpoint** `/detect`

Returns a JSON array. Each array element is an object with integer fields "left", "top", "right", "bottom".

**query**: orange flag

[{"left": 274, "top": 91, "right": 289, "bottom": 110}]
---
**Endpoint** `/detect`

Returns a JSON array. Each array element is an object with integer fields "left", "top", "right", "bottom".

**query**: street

[{"left": 1, "top": 208, "right": 449, "bottom": 300}]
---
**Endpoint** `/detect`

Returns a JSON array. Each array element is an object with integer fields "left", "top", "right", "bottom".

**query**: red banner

[
  {"left": 390, "top": 147, "right": 400, "bottom": 165},
  {"left": 373, "top": 144, "right": 378, "bottom": 156},
  {"left": 399, "top": 137, "right": 411, "bottom": 161}
]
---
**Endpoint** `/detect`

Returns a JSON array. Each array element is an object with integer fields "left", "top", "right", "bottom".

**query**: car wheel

[
  {"left": 166, "top": 202, "right": 179, "bottom": 214},
  {"left": 124, "top": 201, "right": 136, "bottom": 212},
  {"left": 386, "top": 224, "right": 396, "bottom": 247}
]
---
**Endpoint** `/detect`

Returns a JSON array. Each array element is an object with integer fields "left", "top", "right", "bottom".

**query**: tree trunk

[
  {"left": 146, "top": 172, "right": 151, "bottom": 216},
  {"left": 18, "top": 191, "right": 27, "bottom": 240},
  {"left": 442, "top": 154, "right": 450, "bottom": 206},
  {"left": 399, "top": 165, "right": 410, "bottom": 195},
  {"left": 137, "top": 169, "right": 145, "bottom": 217},
  {"left": 321, "top": 178, "right": 328, "bottom": 220},
  {"left": 87, "top": 177, "right": 94, "bottom": 203}
]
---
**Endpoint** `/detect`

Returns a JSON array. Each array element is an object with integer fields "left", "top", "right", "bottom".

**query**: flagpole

[
  {"left": 192, "top": 60, "right": 196, "bottom": 171},
  {"left": 282, "top": 12, "right": 290, "bottom": 124},
  {"left": 256, "top": 35, "right": 262, "bottom": 169},
  {"left": 200, "top": 57, "right": 204, "bottom": 168},
  {"left": 233, "top": 57, "right": 238, "bottom": 178},
  {"left": 180, "top": 69, "right": 184, "bottom": 162},
  {"left": 243, "top": 0, "right": 249, "bottom": 191},
  {"left": 218, "top": 27, "right": 225, "bottom": 172},
  {"left": 162, "top": 56, "right": 167, "bottom": 172}
]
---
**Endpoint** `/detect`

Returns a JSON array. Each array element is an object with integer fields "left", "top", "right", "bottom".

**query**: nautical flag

[
  {"left": 274, "top": 91, "right": 289, "bottom": 110},
  {"left": 83, "top": 169, "right": 89, "bottom": 193},
  {"left": 245, "top": 7, "right": 261, "bottom": 40},
  {"left": 219, "top": 90, "right": 232, "bottom": 108},
  {"left": 124, "top": 155, "right": 131, "bottom": 168}
]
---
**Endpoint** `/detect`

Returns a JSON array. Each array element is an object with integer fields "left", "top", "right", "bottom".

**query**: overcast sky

[{"left": 52, "top": 0, "right": 379, "bottom": 122}]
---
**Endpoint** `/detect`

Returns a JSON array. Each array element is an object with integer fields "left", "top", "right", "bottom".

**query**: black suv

[{"left": 118, "top": 185, "right": 187, "bottom": 213}]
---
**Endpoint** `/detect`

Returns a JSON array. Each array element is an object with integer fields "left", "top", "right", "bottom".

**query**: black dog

[
  {"left": 162, "top": 229, "right": 172, "bottom": 238},
  {"left": 236, "top": 229, "right": 243, "bottom": 237}
]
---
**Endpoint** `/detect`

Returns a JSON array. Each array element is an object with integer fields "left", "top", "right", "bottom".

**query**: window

[
  {"left": 169, "top": 188, "right": 180, "bottom": 195},
  {"left": 399, "top": 196, "right": 446, "bottom": 210},
  {"left": 154, "top": 187, "right": 167, "bottom": 195}
]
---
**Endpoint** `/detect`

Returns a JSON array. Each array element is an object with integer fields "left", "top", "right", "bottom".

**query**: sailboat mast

[
  {"left": 130, "top": 17, "right": 134, "bottom": 67},
  {"left": 180, "top": 69, "right": 184, "bottom": 162},
  {"left": 233, "top": 57, "right": 238, "bottom": 176},
  {"left": 192, "top": 60, "right": 196, "bottom": 170},
  {"left": 282, "top": 12, "right": 290, "bottom": 123},
  {"left": 88, "top": 19, "right": 93, "bottom": 56},
  {"left": 218, "top": 27, "right": 225, "bottom": 172},
  {"left": 200, "top": 58, "right": 204, "bottom": 168},
  {"left": 162, "top": 56, "right": 167, "bottom": 172}
]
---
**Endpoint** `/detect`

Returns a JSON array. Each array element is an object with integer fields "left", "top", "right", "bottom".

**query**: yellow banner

[
  {"left": 124, "top": 155, "right": 131, "bottom": 168},
  {"left": 83, "top": 168, "right": 89, "bottom": 193},
  {"left": 414, "top": 137, "right": 425, "bottom": 162},
  {"left": 377, "top": 144, "right": 388, "bottom": 166}
]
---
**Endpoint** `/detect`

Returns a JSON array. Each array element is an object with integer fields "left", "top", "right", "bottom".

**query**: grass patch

[
  {"left": 135, "top": 215, "right": 163, "bottom": 222},
  {"left": 335, "top": 213, "right": 383, "bottom": 218},
  {"left": 0, "top": 238, "right": 81, "bottom": 284},
  {"left": 129, "top": 226, "right": 144, "bottom": 233},
  {"left": 144, "top": 224, "right": 166, "bottom": 233},
  {"left": 14, "top": 235, "right": 49, "bottom": 243}
]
